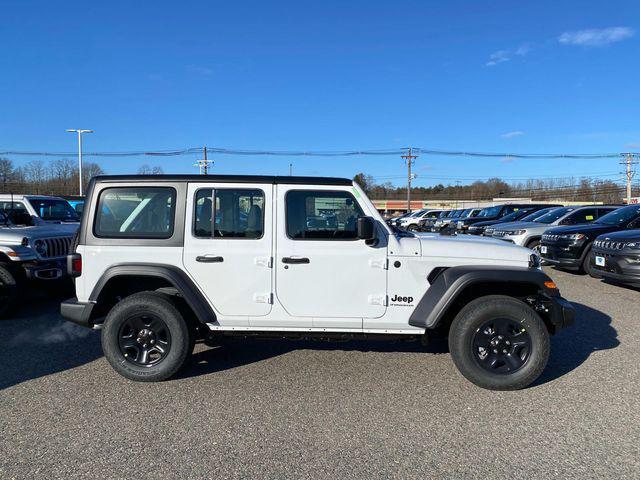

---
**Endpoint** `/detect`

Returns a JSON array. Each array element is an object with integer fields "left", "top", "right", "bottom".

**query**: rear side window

[
  {"left": 194, "top": 188, "right": 264, "bottom": 239},
  {"left": 286, "top": 190, "right": 364, "bottom": 240},
  {"left": 94, "top": 187, "right": 176, "bottom": 238}
]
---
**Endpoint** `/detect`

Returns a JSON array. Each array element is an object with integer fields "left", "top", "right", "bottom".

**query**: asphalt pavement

[{"left": 1, "top": 269, "right": 638, "bottom": 479}]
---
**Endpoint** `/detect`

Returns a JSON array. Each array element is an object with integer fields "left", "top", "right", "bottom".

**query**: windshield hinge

[{"left": 369, "top": 258, "right": 388, "bottom": 270}]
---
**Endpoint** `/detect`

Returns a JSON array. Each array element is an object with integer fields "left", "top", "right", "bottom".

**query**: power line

[{"left": 1, "top": 146, "right": 639, "bottom": 159}]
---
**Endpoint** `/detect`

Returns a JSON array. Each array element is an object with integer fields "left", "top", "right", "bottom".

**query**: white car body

[{"left": 74, "top": 179, "right": 533, "bottom": 333}]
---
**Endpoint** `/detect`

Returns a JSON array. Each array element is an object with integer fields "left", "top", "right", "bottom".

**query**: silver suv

[{"left": 490, "top": 205, "right": 619, "bottom": 252}]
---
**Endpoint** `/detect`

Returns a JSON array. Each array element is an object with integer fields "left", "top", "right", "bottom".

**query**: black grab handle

[
  {"left": 196, "top": 256, "right": 224, "bottom": 263},
  {"left": 282, "top": 257, "right": 310, "bottom": 264}
]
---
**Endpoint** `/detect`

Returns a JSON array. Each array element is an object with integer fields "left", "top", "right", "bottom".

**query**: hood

[
  {"left": 492, "top": 221, "right": 541, "bottom": 231},
  {"left": 544, "top": 223, "right": 616, "bottom": 237},
  {"left": 0, "top": 225, "right": 77, "bottom": 244},
  {"left": 459, "top": 215, "right": 499, "bottom": 226},
  {"left": 595, "top": 229, "right": 640, "bottom": 242},
  {"left": 414, "top": 232, "right": 532, "bottom": 265}
]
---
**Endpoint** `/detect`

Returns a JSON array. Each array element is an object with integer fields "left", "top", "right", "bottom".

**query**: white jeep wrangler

[{"left": 61, "top": 175, "right": 574, "bottom": 390}]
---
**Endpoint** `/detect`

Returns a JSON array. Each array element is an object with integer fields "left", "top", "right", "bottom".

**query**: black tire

[
  {"left": 448, "top": 295, "right": 550, "bottom": 391},
  {"left": 408, "top": 224, "right": 418, "bottom": 231},
  {"left": 101, "top": 292, "right": 195, "bottom": 382},
  {"left": 0, "top": 263, "right": 21, "bottom": 318},
  {"left": 582, "top": 247, "right": 601, "bottom": 278}
]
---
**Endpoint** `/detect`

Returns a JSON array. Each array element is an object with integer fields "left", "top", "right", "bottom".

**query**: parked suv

[
  {"left": 61, "top": 174, "right": 574, "bottom": 390},
  {"left": 483, "top": 207, "right": 561, "bottom": 238},
  {"left": 398, "top": 209, "right": 442, "bottom": 231},
  {"left": 591, "top": 229, "right": 640, "bottom": 286},
  {"left": 456, "top": 204, "right": 537, "bottom": 233},
  {"left": 492, "top": 206, "right": 617, "bottom": 253},
  {"left": 0, "top": 194, "right": 80, "bottom": 232},
  {"left": 0, "top": 211, "right": 76, "bottom": 316},
  {"left": 540, "top": 205, "right": 640, "bottom": 276},
  {"left": 466, "top": 205, "right": 561, "bottom": 236},
  {"left": 417, "top": 209, "right": 450, "bottom": 232}
]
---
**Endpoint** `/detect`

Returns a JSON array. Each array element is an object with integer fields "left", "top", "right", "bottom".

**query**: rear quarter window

[{"left": 94, "top": 187, "right": 177, "bottom": 238}]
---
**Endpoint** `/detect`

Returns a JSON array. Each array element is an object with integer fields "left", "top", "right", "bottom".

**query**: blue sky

[{"left": 1, "top": 0, "right": 639, "bottom": 186}]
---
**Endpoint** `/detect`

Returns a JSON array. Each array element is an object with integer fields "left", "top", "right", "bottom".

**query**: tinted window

[
  {"left": 286, "top": 190, "right": 364, "bottom": 240},
  {"left": 534, "top": 207, "right": 575, "bottom": 224},
  {"left": 0, "top": 201, "right": 32, "bottom": 225},
  {"left": 478, "top": 206, "right": 501, "bottom": 217},
  {"left": 597, "top": 205, "right": 640, "bottom": 226},
  {"left": 95, "top": 187, "right": 176, "bottom": 238},
  {"left": 194, "top": 188, "right": 264, "bottom": 239},
  {"left": 562, "top": 208, "right": 598, "bottom": 225},
  {"left": 28, "top": 199, "right": 79, "bottom": 221},
  {"left": 521, "top": 207, "right": 558, "bottom": 222},
  {"left": 424, "top": 211, "right": 440, "bottom": 219}
]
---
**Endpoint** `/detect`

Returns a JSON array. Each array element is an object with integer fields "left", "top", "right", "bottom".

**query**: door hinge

[
  {"left": 255, "top": 256, "right": 273, "bottom": 268},
  {"left": 254, "top": 293, "right": 273, "bottom": 304},
  {"left": 369, "top": 258, "right": 388, "bottom": 270},
  {"left": 368, "top": 294, "right": 388, "bottom": 306}
]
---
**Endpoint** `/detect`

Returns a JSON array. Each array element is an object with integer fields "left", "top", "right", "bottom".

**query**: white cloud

[
  {"left": 501, "top": 131, "right": 525, "bottom": 139},
  {"left": 558, "top": 27, "right": 635, "bottom": 47},
  {"left": 486, "top": 43, "right": 532, "bottom": 66}
]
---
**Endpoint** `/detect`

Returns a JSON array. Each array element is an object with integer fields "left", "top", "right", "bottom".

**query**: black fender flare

[
  {"left": 408, "top": 266, "right": 557, "bottom": 329},
  {"left": 89, "top": 263, "right": 216, "bottom": 324}
]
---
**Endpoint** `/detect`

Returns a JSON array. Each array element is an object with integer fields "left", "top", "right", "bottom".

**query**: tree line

[
  {"left": 0, "top": 158, "right": 164, "bottom": 196},
  {"left": 353, "top": 173, "right": 632, "bottom": 204}
]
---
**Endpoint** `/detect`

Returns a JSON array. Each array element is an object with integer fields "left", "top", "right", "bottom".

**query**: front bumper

[
  {"left": 23, "top": 258, "right": 68, "bottom": 280},
  {"left": 60, "top": 297, "right": 96, "bottom": 328},
  {"left": 539, "top": 243, "right": 584, "bottom": 269},
  {"left": 590, "top": 250, "right": 640, "bottom": 285},
  {"left": 546, "top": 295, "right": 575, "bottom": 331}
]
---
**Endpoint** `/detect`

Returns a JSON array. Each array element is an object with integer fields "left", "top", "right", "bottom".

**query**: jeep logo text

[{"left": 390, "top": 295, "right": 413, "bottom": 303}]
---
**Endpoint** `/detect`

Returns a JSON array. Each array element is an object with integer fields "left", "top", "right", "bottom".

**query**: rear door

[{"left": 182, "top": 183, "right": 273, "bottom": 318}]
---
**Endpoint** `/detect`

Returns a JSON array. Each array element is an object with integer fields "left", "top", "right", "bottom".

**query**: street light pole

[{"left": 66, "top": 129, "right": 93, "bottom": 195}]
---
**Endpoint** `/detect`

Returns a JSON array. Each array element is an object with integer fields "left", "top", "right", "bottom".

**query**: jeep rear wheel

[
  {"left": 101, "top": 292, "right": 195, "bottom": 382},
  {"left": 448, "top": 295, "right": 549, "bottom": 390}
]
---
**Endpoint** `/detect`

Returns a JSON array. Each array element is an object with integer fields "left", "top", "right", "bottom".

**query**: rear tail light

[{"left": 68, "top": 253, "right": 82, "bottom": 277}]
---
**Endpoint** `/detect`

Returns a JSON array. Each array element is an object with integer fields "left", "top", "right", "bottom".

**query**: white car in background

[{"left": 398, "top": 209, "right": 442, "bottom": 231}]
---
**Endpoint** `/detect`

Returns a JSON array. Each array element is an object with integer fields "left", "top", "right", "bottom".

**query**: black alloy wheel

[
  {"left": 118, "top": 314, "right": 171, "bottom": 366},
  {"left": 471, "top": 318, "right": 531, "bottom": 374}
]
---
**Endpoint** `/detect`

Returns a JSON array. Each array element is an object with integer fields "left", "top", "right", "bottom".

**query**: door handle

[
  {"left": 196, "top": 255, "right": 224, "bottom": 263},
  {"left": 282, "top": 256, "right": 310, "bottom": 264}
]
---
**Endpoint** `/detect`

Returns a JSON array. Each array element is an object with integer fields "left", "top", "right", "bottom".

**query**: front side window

[
  {"left": 563, "top": 208, "right": 598, "bottom": 225},
  {"left": 95, "top": 187, "right": 176, "bottom": 238},
  {"left": 194, "top": 188, "right": 264, "bottom": 239},
  {"left": 0, "top": 201, "right": 32, "bottom": 226},
  {"left": 286, "top": 190, "right": 364, "bottom": 240}
]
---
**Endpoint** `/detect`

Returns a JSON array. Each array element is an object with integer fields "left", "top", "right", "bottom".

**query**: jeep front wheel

[
  {"left": 101, "top": 292, "right": 195, "bottom": 382},
  {"left": 448, "top": 295, "right": 549, "bottom": 390}
]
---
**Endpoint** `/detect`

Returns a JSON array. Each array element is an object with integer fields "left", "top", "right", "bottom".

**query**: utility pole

[
  {"left": 66, "top": 129, "right": 93, "bottom": 196},
  {"left": 194, "top": 146, "right": 213, "bottom": 175},
  {"left": 401, "top": 147, "right": 418, "bottom": 212},
  {"left": 621, "top": 153, "right": 637, "bottom": 204}
]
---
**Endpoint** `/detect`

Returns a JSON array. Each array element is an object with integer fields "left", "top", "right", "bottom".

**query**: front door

[
  {"left": 275, "top": 186, "right": 387, "bottom": 328},
  {"left": 182, "top": 183, "right": 273, "bottom": 319}
]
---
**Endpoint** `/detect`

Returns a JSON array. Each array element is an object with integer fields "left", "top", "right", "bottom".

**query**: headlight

[
  {"left": 529, "top": 253, "right": 541, "bottom": 269},
  {"left": 505, "top": 229, "right": 526, "bottom": 236},
  {"left": 560, "top": 233, "right": 585, "bottom": 241},
  {"left": 34, "top": 239, "right": 47, "bottom": 256},
  {"left": 625, "top": 242, "right": 640, "bottom": 249}
]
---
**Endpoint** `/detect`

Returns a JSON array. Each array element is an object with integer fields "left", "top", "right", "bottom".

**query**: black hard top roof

[{"left": 92, "top": 174, "right": 352, "bottom": 186}]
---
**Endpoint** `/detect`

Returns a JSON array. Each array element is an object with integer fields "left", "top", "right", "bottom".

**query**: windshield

[
  {"left": 596, "top": 206, "right": 640, "bottom": 226},
  {"left": 520, "top": 207, "right": 559, "bottom": 222},
  {"left": 477, "top": 206, "right": 501, "bottom": 217},
  {"left": 28, "top": 198, "right": 80, "bottom": 222},
  {"left": 533, "top": 207, "right": 575, "bottom": 224},
  {"left": 499, "top": 207, "right": 536, "bottom": 222}
]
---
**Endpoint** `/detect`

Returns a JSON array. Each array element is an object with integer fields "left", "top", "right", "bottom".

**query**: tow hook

[{"left": 525, "top": 295, "right": 551, "bottom": 315}]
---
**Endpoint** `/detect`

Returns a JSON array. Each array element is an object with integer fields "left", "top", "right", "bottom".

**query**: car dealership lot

[{"left": 1, "top": 269, "right": 639, "bottom": 479}]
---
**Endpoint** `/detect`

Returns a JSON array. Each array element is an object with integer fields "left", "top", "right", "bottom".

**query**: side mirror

[{"left": 357, "top": 216, "right": 376, "bottom": 241}]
